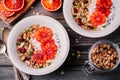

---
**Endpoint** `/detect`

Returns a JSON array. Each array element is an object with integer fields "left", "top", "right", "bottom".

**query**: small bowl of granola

[{"left": 82, "top": 40, "right": 120, "bottom": 74}]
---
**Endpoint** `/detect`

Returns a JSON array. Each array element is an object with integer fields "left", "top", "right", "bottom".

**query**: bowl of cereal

[
  {"left": 63, "top": 0, "right": 120, "bottom": 38},
  {"left": 82, "top": 40, "right": 120, "bottom": 74},
  {"left": 7, "top": 15, "right": 70, "bottom": 75}
]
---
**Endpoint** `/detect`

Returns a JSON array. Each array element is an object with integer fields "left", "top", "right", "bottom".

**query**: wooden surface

[
  {"left": 0, "top": 0, "right": 36, "bottom": 24},
  {"left": 0, "top": 1, "right": 120, "bottom": 80}
]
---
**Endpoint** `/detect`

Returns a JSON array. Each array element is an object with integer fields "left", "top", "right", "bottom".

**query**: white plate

[
  {"left": 63, "top": 0, "right": 120, "bottom": 38},
  {"left": 7, "top": 15, "right": 70, "bottom": 75}
]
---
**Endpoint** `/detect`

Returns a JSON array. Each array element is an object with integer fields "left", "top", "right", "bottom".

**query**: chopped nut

[
  {"left": 60, "top": 71, "right": 64, "bottom": 75},
  {"left": 72, "top": 53, "right": 75, "bottom": 56},
  {"left": 31, "top": 6, "right": 34, "bottom": 9},
  {"left": 20, "top": 55, "right": 25, "bottom": 61},
  {"left": 91, "top": 43, "right": 118, "bottom": 70},
  {"left": 77, "top": 51, "right": 80, "bottom": 59},
  {"left": 33, "top": 12, "right": 35, "bottom": 15},
  {"left": 36, "top": 12, "right": 40, "bottom": 15},
  {"left": 79, "top": 36, "right": 82, "bottom": 39},
  {"left": 25, "top": 61, "right": 30, "bottom": 66},
  {"left": 0, "top": 27, "right": 4, "bottom": 30}
]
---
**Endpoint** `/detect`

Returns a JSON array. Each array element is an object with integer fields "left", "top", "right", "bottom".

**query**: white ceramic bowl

[
  {"left": 7, "top": 15, "right": 70, "bottom": 75},
  {"left": 63, "top": 0, "right": 120, "bottom": 38}
]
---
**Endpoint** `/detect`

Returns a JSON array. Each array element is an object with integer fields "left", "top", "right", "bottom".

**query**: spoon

[
  {"left": 0, "top": 39, "right": 8, "bottom": 58},
  {"left": 0, "top": 40, "right": 30, "bottom": 80},
  {"left": 1, "top": 27, "right": 30, "bottom": 80},
  {"left": 0, "top": 39, "right": 22, "bottom": 80}
]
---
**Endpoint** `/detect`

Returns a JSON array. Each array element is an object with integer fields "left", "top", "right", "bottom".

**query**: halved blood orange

[
  {"left": 3, "top": 0, "right": 24, "bottom": 11},
  {"left": 0, "top": 5, "right": 15, "bottom": 17},
  {"left": 41, "top": 0, "right": 62, "bottom": 11}
]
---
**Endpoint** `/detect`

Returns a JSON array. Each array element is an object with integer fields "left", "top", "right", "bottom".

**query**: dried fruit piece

[
  {"left": 18, "top": 47, "right": 26, "bottom": 53},
  {"left": 73, "top": 8, "right": 78, "bottom": 13},
  {"left": 75, "top": 18, "right": 83, "bottom": 26},
  {"left": 3, "top": 0, "right": 24, "bottom": 11},
  {"left": 17, "top": 38, "right": 25, "bottom": 42}
]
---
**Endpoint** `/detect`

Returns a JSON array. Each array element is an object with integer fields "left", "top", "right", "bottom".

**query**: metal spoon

[
  {"left": 0, "top": 39, "right": 22, "bottom": 80},
  {"left": 1, "top": 27, "right": 30, "bottom": 80},
  {"left": 0, "top": 39, "right": 8, "bottom": 58}
]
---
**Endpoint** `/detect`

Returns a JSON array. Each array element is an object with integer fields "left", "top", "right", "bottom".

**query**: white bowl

[
  {"left": 7, "top": 15, "right": 70, "bottom": 75},
  {"left": 63, "top": 0, "right": 120, "bottom": 38}
]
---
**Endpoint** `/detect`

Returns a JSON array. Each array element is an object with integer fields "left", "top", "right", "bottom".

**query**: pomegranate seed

[
  {"left": 74, "top": 8, "right": 78, "bottom": 13},
  {"left": 18, "top": 47, "right": 26, "bottom": 53},
  {"left": 17, "top": 38, "right": 25, "bottom": 42},
  {"left": 75, "top": 18, "right": 83, "bottom": 26}
]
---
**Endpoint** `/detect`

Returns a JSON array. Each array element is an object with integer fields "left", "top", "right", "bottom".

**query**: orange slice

[
  {"left": 0, "top": 5, "right": 15, "bottom": 17},
  {"left": 42, "top": 41, "right": 57, "bottom": 60},
  {"left": 35, "top": 27, "right": 53, "bottom": 43},
  {"left": 96, "top": 6, "right": 110, "bottom": 17},
  {"left": 90, "top": 11, "right": 106, "bottom": 27},
  {"left": 41, "top": 0, "right": 62, "bottom": 11},
  {"left": 33, "top": 50, "right": 47, "bottom": 64},
  {"left": 3, "top": 0, "right": 24, "bottom": 11},
  {"left": 96, "top": 0, "right": 112, "bottom": 8}
]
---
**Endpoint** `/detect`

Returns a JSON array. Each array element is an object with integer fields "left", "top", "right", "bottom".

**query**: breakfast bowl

[
  {"left": 82, "top": 40, "right": 120, "bottom": 74},
  {"left": 63, "top": 0, "right": 120, "bottom": 38},
  {"left": 7, "top": 15, "right": 70, "bottom": 75}
]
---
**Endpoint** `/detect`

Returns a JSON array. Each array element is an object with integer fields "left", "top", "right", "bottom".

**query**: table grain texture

[{"left": 0, "top": 1, "right": 120, "bottom": 80}]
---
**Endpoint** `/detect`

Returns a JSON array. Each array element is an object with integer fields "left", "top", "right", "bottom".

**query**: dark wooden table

[{"left": 0, "top": 1, "right": 120, "bottom": 80}]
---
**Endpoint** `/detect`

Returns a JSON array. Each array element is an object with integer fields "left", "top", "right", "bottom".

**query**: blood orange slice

[
  {"left": 0, "top": 5, "right": 15, "bottom": 17},
  {"left": 33, "top": 50, "right": 47, "bottom": 64},
  {"left": 3, "top": 0, "right": 24, "bottom": 11},
  {"left": 90, "top": 11, "right": 106, "bottom": 27},
  {"left": 41, "top": 0, "right": 62, "bottom": 11},
  {"left": 96, "top": 0, "right": 112, "bottom": 8},
  {"left": 96, "top": 6, "right": 110, "bottom": 17}
]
